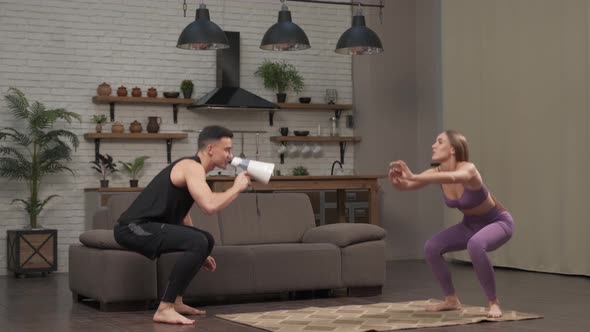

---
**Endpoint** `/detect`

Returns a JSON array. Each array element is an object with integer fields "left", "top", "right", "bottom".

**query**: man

[{"left": 114, "top": 125, "right": 250, "bottom": 325}]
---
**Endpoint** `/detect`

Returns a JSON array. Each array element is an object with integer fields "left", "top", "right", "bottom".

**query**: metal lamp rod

[{"left": 288, "top": 0, "right": 384, "bottom": 9}]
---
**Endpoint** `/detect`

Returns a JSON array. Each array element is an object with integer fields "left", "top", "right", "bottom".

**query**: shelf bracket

[
  {"left": 172, "top": 104, "right": 179, "bottom": 124},
  {"left": 109, "top": 103, "right": 115, "bottom": 122},
  {"left": 94, "top": 138, "right": 101, "bottom": 162},
  {"left": 280, "top": 153, "right": 285, "bottom": 164},
  {"left": 334, "top": 109, "right": 343, "bottom": 119},
  {"left": 166, "top": 139, "right": 173, "bottom": 164},
  {"left": 268, "top": 111, "right": 275, "bottom": 126},
  {"left": 339, "top": 142, "right": 347, "bottom": 164}
]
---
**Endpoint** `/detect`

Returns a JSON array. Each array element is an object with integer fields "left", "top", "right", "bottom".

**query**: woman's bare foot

[
  {"left": 174, "top": 302, "right": 206, "bottom": 316},
  {"left": 426, "top": 296, "right": 462, "bottom": 312},
  {"left": 153, "top": 303, "right": 195, "bottom": 325},
  {"left": 487, "top": 301, "right": 503, "bottom": 318}
]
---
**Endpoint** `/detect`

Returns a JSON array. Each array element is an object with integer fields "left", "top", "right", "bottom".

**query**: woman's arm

[
  {"left": 389, "top": 164, "right": 436, "bottom": 191},
  {"left": 392, "top": 160, "right": 477, "bottom": 185}
]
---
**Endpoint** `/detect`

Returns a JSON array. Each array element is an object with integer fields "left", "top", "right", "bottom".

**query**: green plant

[
  {"left": 180, "top": 80, "right": 194, "bottom": 92},
  {"left": 255, "top": 60, "right": 304, "bottom": 94},
  {"left": 118, "top": 156, "right": 149, "bottom": 180},
  {"left": 90, "top": 153, "right": 117, "bottom": 181},
  {"left": 292, "top": 166, "right": 309, "bottom": 176},
  {"left": 91, "top": 114, "right": 107, "bottom": 124},
  {"left": 0, "top": 87, "right": 81, "bottom": 229}
]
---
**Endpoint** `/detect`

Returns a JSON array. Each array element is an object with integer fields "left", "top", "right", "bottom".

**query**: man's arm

[{"left": 182, "top": 161, "right": 250, "bottom": 215}]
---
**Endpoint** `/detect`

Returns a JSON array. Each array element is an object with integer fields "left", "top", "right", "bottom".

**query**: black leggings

[{"left": 114, "top": 222, "right": 215, "bottom": 303}]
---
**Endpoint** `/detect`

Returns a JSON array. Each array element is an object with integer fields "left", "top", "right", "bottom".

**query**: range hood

[{"left": 188, "top": 31, "right": 279, "bottom": 110}]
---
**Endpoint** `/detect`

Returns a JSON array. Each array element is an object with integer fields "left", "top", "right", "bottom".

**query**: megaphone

[{"left": 230, "top": 157, "right": 275, "bottom": 184}]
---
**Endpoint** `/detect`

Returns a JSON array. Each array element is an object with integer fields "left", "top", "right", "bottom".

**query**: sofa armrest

[
  {"left": 93, "top": 207, "right": 113, "bottom": 230},
  {"left": 302, "top": 223, "right": 386, "bottom": 248}
]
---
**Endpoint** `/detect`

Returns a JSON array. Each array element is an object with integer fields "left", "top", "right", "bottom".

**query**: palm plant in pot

[
  {"left": 90, "top": 153, "right": 117, "bottom": 188},
  {"left": 91, "top": 114, "right": 108, "bottom": 133},
  {"left": 118, "top": 156, "right": 149, "bottom": 187},
  {"left": 255, "top": 60, "right": 304, "bottom": 103},
  {"left": 0, "top": 87, "right": 81, "bottom": 276},
  {"left": 180, "top": 80, "right": 194, "bottom": 99}
]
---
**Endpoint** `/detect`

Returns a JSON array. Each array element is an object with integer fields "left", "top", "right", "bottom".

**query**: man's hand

[
  {"left": 203, "top": 256, "right": 216, "bottom": 272},
  {"left": 234, "top": 171, "right": 251, "bottom": 192}
]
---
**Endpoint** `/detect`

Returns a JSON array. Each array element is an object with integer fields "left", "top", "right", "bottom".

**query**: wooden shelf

[
  {"left": 84, "top": 133, "right": 187, "bottom": 140},
  {"left": 277, "top": 103, "right": 352, "bottom": 111},
  {"left": 83, "top": 132, "right": 188, "bottom": 163},
  {"left": 270, "top": 136, "right": 360, "bottom": 143},
  {"left": 270, "top": 136, "right": 360, "bottom": 164},
  {"left": 92, "top": 96, "right": 194, "bottom": 124}
]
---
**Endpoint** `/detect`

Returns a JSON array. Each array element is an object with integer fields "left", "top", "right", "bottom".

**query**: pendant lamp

[
  {"left": 177, "top": 3, "right": 229, "bottom": 50},
  {"left": 260, "top": 0, "right": 310, "bottom": 51},
  {"left": 335, "top": 6, "right": 383, "bottom": 55}
]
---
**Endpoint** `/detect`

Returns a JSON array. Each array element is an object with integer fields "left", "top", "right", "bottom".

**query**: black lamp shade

[
  {"left": 335, "top": 14, "right": 383, "bottom": 55},
  {"left": 177, "top": 6, "right": 229, "bottom": 50},
  {"left": 260, "top": 9, "right": 310, "bottom": 51}
]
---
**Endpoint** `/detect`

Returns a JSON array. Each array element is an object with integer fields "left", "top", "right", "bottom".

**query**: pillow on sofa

[
  {"left": 302, "top": 223, "right": 386, "bottom": 247},
  {"left": 79, "top": 230, "right": 126, "bottom": 250}
]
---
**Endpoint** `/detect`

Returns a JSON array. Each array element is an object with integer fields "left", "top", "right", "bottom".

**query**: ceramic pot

[
  {"left": 111, "top": 121, "right": 124, "bottom": 134},
  {"left": 95, "top": 123, "right": 103, "bottom": 133},
  {"left": 129, "top": 179, "right": 138, "bottom": 188},
  {"left": 182, "top": 87, "right": 193, "bottom": 99},
  {"left": 147, "top": 116, "right": 161, "bottom": 133},
  {"left": 129, "top": 120, "right": 142, "bottom": 133},
  {"left": 97, "top": 82, "right": 112, "bottom": 96},
  {"left": 131, "top": 87, "right": 142, "bottom": 97},
  {"left": 100, "top": 180, "right": 109, "bottom": 188},
  {"left": 117, "top": 86, "right": 128, "bottom": 97},
  {"left": 147, "top": 87, "right": 157, "bottom": 98},
  {"left": 276, "top": 93, "right": 286, "bottom": 103}
]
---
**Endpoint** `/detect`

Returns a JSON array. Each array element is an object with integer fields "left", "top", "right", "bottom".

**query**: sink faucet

[{"left": 331, "top": 160, "right": 343, "bottom": 175}]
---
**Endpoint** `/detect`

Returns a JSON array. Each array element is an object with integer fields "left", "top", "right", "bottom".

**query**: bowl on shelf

[
  {"left": 294, "top": 130, "right": 310, "bottom": 136},
  {"left": 163, "top": 91, "right": 180, "bottom": 98},
  {"left": 299, "top": 97, "right": 311, "bottom": 104}
]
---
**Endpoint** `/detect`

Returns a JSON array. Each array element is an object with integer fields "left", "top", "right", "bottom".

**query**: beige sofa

[{"left": 69, "top": 192, "right": 386, "bottom": 311}]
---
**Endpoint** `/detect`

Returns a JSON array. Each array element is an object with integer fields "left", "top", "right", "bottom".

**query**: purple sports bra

[{"left": 443, "top": 184, "right": 489, "bottom": 210}]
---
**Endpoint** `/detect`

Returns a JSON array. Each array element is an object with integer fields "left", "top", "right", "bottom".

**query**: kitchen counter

[{"left": 207, "top": 175, "right": 384, "bottom": 225}]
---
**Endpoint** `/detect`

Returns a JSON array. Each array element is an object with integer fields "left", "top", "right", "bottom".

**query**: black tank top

[{"left": 118, "top": 156, "right": 200, "bottom": 225}]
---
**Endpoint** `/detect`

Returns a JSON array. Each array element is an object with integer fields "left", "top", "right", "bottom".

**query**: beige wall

[
  {"left": 442, "top": 0, "right": 590, "bottom": 275},
  {"left": 354, "top": 0, "right": 444, "bottom": 260}
]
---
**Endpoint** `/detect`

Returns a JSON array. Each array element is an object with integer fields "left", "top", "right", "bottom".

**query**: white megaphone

[{"left": 230, "top": 157, "right": 275, "bottom": 184}]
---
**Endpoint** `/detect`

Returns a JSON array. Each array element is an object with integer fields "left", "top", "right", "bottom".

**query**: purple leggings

[{"left": 424, "top": 207, "right": 513, "bottom": 301}]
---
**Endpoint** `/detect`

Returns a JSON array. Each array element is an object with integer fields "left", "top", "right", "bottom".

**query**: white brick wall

[{"left": 0, "top": 0, "right": 355, "bottom": 275}]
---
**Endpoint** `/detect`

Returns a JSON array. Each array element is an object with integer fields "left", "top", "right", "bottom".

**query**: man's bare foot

[
  {"left": 153, "top": 305, "right": 195, "bottom": 325},
  {"left": 426, "top": 296, "right": 462, "bottom": 312},
  {"left": 487, "top": 301, "right": 502, "bottom": 318},
  {"left": 175, "top": 302, "right": 206, "bottom": 316}
]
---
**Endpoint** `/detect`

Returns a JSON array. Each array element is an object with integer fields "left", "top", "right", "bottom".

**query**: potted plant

[
  {"left": 180, "top": 80, "right": 194, "bottom": 99},
  {"left": 0, "top": 87, "right": 81, "bottom": 277},
  {"left": 90, "top": 153, "right": 117, "bottom": 188},
  {"left": 118, "top": 156, "right": 149, "bottom": 187},
  {"left": 91, "top": 114, "right": 108, "bottom": 133},
  {"left": 292, "top": 166, "right": 309, "bottom": 176},
  {"left": 255, "top": 60, "right": 304, "bottom": 103}
]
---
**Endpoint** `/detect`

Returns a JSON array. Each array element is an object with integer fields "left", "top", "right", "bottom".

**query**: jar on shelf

[
  {"left": 129, "top": 120, "right": 142, "bottom": 133},
  {"left": 329, "top": 117, "right": 338, "bottom": 136},
  {"left": 117, "top": 86, "right": 128, "bottom": 97},
  {"left": 96, "top": 82, "right": 112, "bottom": 96},
  {"left": 147, "top": 87, "right": 158, "bottom": 98},
  {"left": 131, "top": 87, "right": 142, "bottom": 97},
  {"left": 111, "top": 121, "right": 124, "bottom": 134}
]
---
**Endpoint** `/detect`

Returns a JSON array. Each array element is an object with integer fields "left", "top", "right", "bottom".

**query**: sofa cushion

[
  {"left": 218, "top": 193, "right": 316, "bottom": 245},
  {"left": 189, "top": 206, "right": 222, "bottom": 244},
  {"left": 250, "top": 243, "right": 342, "bottom": 292},
  {"left": 302, "top": 223, "right": 386, "bottom": 247},
  {"left": 79, "top": 230, "right": 126, "bottom": 250}
]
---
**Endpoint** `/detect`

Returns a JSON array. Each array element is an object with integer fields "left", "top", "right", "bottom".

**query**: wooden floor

[{"left": 0, "top": 259, "right": 587, "bottom": 332}]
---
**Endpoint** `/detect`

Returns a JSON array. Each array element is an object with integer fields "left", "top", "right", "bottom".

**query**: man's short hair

[{"left": 198, "top": 125, "right": 234, "bottom": 150}]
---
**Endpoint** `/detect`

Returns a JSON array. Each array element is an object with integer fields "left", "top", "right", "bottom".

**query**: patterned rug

[{"left": 216, "top": 299, "right": 542, "bottom": 331}]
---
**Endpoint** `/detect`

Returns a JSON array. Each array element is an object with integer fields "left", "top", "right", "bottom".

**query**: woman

[{"left": 389, "top": 130, "right": 514, "bottom": 318}]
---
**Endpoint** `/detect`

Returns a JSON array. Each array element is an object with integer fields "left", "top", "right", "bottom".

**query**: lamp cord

[{"left": 183, "top": 0, "right": 187, "bottom": 17}]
